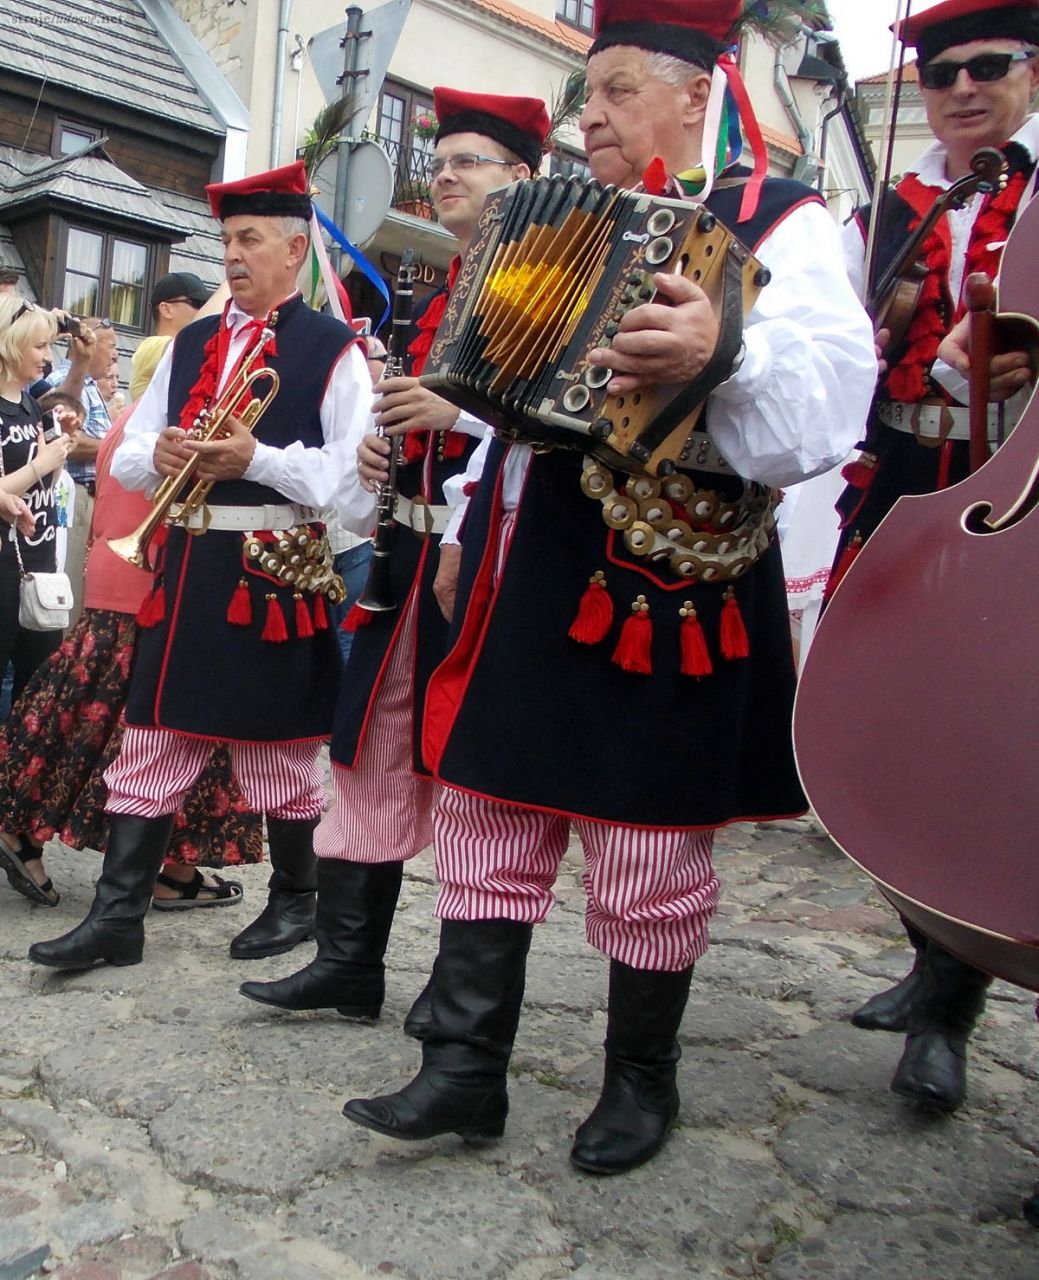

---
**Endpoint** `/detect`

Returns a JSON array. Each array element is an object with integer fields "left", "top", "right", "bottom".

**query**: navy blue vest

[
  {"left": 421, "top": 176, "right": 816, "bottom": 826},
  {"left": 329, "top": 291, "right": 479, "bottom": 772},
  {"left": 125, "top": 296, "right": 359, "bottom": 742}
]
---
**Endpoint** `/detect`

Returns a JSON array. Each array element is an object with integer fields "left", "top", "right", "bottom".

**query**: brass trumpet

[{"left": 108, "top": 327, "right": 280, "bottom": 572}]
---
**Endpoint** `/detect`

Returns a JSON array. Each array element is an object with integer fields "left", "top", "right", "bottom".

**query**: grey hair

[
  {"left": 645, "top": 51, "right": 711, "bottom": 86},
  {"left": 274, "top": 215, "right": 310, "bottom": 242}
]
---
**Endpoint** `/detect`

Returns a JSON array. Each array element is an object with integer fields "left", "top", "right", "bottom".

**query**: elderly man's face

[
  {"left": 221, "top": 215, "right": 306, "bottom": 317},
  {"left": 580, "top": 47, "right": 709, "bottom": 189},
  {"left": 88, "top": 325, "right": 117, "bottom": 379},
  {"left": 921, "top": 39, "right": 1039, "bottom": 156}
]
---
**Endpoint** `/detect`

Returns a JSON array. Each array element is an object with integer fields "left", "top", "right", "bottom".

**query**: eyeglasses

[
  {"left": 919, "top": 49, "right": 1037, "bottom": 91},
  {"left": 429, "top": 153, "right": 516, "bottom": 179},
  {"left": 163, "top": 297, "right": 203, "bottom": 309},
  {"left": 11, "top": 301, "right": 37, "bottom": 322},
  {"left": 89, "top": 318, "right": 113, "bottom": 330}
]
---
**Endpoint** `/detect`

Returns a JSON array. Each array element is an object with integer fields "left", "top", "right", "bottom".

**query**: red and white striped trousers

[
  {"left": 433, "top": 788, "right": 719, "bottom": 972},
  {"left": 105, "top": 727, "right": 326, "bottom": 821},
  {"left": 316, "top": 594, "right": 437, "bottom": 864}
]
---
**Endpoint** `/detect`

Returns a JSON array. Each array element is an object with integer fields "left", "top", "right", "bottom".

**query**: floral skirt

[{"left": 0, "top": 609, "right": 262, "bottom": 866}]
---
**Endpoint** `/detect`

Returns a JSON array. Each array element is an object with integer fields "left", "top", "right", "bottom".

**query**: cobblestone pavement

[{"left": 1, "top": 818, "right": 1037, "bottom": 1280}]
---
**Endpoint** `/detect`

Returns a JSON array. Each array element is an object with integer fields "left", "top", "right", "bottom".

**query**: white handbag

[{"left": 17, "top": 568, "right": 73, "bottom": 631}]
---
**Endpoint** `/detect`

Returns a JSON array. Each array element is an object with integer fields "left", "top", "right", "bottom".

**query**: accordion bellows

[{"left": 421, "top": 175, "right": 770, "bottom": 480}]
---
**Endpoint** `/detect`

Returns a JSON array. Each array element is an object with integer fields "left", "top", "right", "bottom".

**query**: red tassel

[
  {"left": 720, "top": 587, "right": 750, "bottom": 661},
  {"left": 312, "top": 593, "right": 330, "bottom": 631},
  {"left": 611, "top": 596, "right": 653, "bottom": 675},
  {"left": 136, "top": 581, "right": 166, "bottom": 628},
  {"left": 679, "top": 602, "right": 713, "bottom": 678},
  {"left": 341, "top": 601, "right": 373, "bottom": 632},
  {"left": 261, "top": 593, "right": 289, "bottom": 643},
  {"left": 294, "top": 593, "right": 314, "bottom": 639},
  {"left": 824, "top": 533, "right": 862, "bottom": 600},
  {"left": 226, "top": 578, "right": 252, "bottom": 627},
  {"left": 840, "top": 454, "right": 877, "bottom": 491},
  {"left": 568, "top": 571, "right": 614, "bottom": 646},
  {"left": 641, "top": 156, "right": 669, "bottom": 196}
]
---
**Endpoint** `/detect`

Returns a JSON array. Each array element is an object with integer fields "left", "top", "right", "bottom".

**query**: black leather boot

[
  {"left": 239, "top": 858, "right": 404, "bottom": 1017},
  {"left": 570, "top": 959, "right": 694, "bottom": 1176},
  {"left": 1024, "top": 1187, "right": 1039, "bottom": 1228},
  {"left": 403, "top": 964, "right": 436, "bottom": 1040},
  {"left": 852, "top": 918, "right": 929, "bottom": 1032},
  {"left": 890, "top": 943, "right": 991, "bottom": 1112},
  {"left": 28, "top": 815, "right": 176, "bottom": 970},
  {"left": 230, "top": 816, "right": 318, "bottom": 960},
  {"left": 343, "top": 918, "right": 532, "bottom": 1143}
]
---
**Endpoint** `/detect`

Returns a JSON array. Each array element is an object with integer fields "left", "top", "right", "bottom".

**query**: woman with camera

[{"left": 0, "top": 297, "right": 73, "bottom": 694}]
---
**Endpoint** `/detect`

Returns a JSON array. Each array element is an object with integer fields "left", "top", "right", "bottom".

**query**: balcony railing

[{"left": 372, "top": 134, "right": 439, "bottom": 222}]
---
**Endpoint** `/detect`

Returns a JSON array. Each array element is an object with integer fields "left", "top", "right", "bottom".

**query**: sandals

[
  {"left": 151, "top": 868, "right": 244, "bottom": 911},
  {"left": 0, "top": 834, "right": 60, "bottom": 908}
]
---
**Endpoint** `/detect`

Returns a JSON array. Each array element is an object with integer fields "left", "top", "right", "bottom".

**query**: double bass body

[{"left": 794, "top": 194, "right": 1039, "bottom": 992}]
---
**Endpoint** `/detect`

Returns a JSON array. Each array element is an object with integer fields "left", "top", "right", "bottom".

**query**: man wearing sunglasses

[
  {"left": 833, "top": 0, "right": 1039, "bottom": 1122},
  {"left": 129, "top": 272, "right": 214, "bottom": 403}
]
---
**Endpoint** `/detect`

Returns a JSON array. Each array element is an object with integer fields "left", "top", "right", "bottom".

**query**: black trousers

[{"left": 0, "top": 568, "right": 63, "bottom": 709}]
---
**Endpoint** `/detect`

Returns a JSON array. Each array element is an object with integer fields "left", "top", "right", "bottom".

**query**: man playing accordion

[{"left": 341, "top": 0, "right": 877, "bottom": 1174}]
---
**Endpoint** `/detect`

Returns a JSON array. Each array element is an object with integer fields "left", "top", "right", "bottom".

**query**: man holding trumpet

[{"left": 30, "top": 162, "right": 374, "bottom": 972}]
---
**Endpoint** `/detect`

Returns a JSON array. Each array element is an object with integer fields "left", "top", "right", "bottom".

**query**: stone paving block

[
  {"left": 767, "top": 1023, "right": 905, "bottom": 1097},
  {"left": 679, "top": 992, "right": 807, "bottom": 1049},
  {"left": 289, "top": 1161, "right": 566, "bottom": 1280},
  {"left": 0, "top": 1187, "right": 40, "bottom": 1216},
  {"left": 40, "top": 1027, "right": 237, "bottom": 1122},
  {"left": 235, "top": 1014, "right": 418, "bottom": 1094},
  {"left": 524, "top": 1133, "right": 783, "bottom": 1268},
  {"left": 694, "top": 945, "right": 810, "bottom": 1000},
  {"left": 774, "top": 1099, "right": 1039, "bottom": 1218},
  {"left": 0, "top": 1248, "right": 50, "bottom": 1280},
  {"left": 767, "top": 1211, "right": 1039, "bottom": 1280},
  {"left": 92, "top": 1233, "right": 172, "bottom": 1275},
  {"left": 49, "top": 1263, "right": 121, "bottom": 1280},
  {"left": 148, "top": 1265, "right": 212, "bottom": 1280},
  {"left": 150, "top": 1085, "right": 356, "bottom": 1197},
  {"left": 51, "top": 1200, "right": 131, "bottom": 1254}
]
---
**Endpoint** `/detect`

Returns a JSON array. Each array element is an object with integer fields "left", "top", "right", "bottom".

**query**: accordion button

[{"left": 605, "top": 323, "right": 619, "bottom": 338}]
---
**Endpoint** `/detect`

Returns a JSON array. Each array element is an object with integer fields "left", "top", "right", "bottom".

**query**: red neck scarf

[
  {"left": 178, "top": 301, "right": 280, "bottom": 432},
  {"left": 402, "top": 258, "right": 466, "bottom": 463},
  {"left": 885, "top": 162, "right": 1029, "bottom": 403}
]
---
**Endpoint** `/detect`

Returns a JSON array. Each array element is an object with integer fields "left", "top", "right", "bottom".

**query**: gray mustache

[{"left": 228, "top": 265, "right": 251, "bottom": 280}]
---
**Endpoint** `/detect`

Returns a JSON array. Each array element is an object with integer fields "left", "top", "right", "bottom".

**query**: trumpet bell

[{"left": 106, "top": 531, "right": 155, "bottom": 572}]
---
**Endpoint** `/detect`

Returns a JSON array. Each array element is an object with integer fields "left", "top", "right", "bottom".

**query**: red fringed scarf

[
  {"left": 402, "top": 258, "right": 467, "bottom": 465},
  {"left": 885, "top": 165, "right": 1028, "bottom": 403},
  {"left": 178, "top": 304, "right": 279, "bottom": 432}
]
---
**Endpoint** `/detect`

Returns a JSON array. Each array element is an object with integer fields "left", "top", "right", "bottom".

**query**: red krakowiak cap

[
  {"left": 590, "top": 0, "right": 742, "bottom": 65},
  {"left": 206, "top": 159, "right": 313, "bottom": 221},
  {"left": 897, "top": 0, "right": 1039, "bottom": 62},
  {"left": 432, "top": 88, "right": 550, "bottom": 172}
]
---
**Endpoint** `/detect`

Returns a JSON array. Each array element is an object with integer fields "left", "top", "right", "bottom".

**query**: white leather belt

[
  {"left": 171, "top": 503, "right": 320, "bottom": 532},
  {"left": 394, "top": 495, "right": 451, "bottom": 537},
  {"left": 877, "top": 400, "right": 1003, "bottom": 443}
]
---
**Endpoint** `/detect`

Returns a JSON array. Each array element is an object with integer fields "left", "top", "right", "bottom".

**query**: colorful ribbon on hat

[
  {"left": 311, "top": 206, "right": 391, "bottom": 331},
  {"left": 688, "top": 49, "right": 766, "bottom": 221}
]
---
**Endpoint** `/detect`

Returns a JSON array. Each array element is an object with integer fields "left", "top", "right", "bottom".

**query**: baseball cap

[{"left": 150, "top": 272, "right": 212, "bottom": 308}]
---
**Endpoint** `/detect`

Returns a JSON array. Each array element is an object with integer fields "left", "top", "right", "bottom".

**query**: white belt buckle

[
  {"left": 409, "top": 495, "right": 435, "bottom": 538},
  {"left": 910, "top": 402, "right": 954, "bottom": 449}
]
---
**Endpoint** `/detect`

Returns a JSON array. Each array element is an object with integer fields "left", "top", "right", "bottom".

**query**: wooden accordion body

[{"left": 421, "top": 176, "right": 770, "bottom": 479}]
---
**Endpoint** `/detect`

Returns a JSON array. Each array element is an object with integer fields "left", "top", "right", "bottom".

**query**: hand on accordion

[
  {"left": 374, "top": 375, "right": 461, "bottom": 436},
  {"left": 586, "top": 272, "right": 722, "bottom": 396}
]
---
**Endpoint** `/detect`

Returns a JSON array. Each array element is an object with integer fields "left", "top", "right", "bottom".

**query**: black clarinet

[{"left": 356, "top": 248, "right": 419, "bottom": 613}]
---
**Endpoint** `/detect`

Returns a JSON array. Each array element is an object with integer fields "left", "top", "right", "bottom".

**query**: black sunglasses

[
  {"left": 11, "top": 300, "right": 37, "bottom": 323},
  {"left": 920, "top": 49, "right": 1037, "bottom": 91}
]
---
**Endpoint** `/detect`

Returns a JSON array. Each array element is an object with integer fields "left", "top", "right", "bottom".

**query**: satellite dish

[{"left": 312, "top": 140, "right": 394, "bottom": 248}]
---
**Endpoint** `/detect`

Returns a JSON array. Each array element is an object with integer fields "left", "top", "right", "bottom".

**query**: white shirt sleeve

[
  {"left": 111, "top": 344, "right": 174, "bottom": 494},
  {"left": 245, "top": 342, "right": 375, "bottom": 510},
  {"left": 442, "top": 427, "right": 493, "bottom": 545},
  {"left": 707, "top": 201, "right": 878, "bottom": 488}
]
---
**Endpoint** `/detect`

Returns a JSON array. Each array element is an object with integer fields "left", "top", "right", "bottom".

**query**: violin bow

[{"left": 863, "top": 0, "right": 915, "bottom": 307}]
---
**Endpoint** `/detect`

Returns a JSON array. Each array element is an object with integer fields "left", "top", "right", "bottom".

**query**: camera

[
  {"left": 41, "top": 411, "right": 62, "bottom": 443},
  {"left": 56, "top": 314, "right": 82, "bottom": 337}
]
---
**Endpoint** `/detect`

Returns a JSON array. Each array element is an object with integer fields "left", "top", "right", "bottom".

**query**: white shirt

[
  {"left": 443, "top": 198, "right": 878, "bottom": 542},
  {"left": 113, "top": 295, "right": 376, "bottom": 518}
]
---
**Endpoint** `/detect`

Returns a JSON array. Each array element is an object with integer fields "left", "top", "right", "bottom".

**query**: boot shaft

[
  {"left": 604, "top": 960, "right": 694, "bottom": 1067},
  {"left": 907, "top": 943, "right": 991, "bottom": 1040},
  {"left": 266, "top": 817, "right": 318, "bottom": 894}
]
